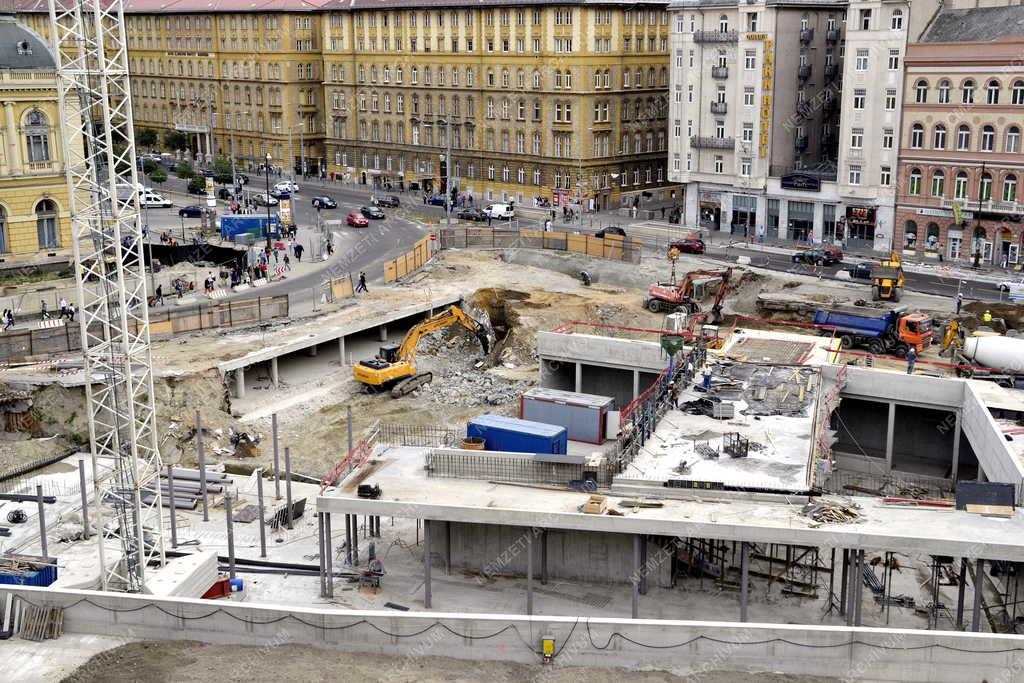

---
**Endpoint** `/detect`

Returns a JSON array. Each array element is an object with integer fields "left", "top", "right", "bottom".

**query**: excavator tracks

[{"left": 391, "top": 372, "right": 434, "bottom": 398}]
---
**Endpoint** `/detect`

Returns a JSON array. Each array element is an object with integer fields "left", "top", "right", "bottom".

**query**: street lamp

[{"left": 264, "top": 152, "right": 273, "bottom": 250}]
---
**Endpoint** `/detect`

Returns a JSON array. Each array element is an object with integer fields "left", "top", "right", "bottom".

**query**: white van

[
  {"left": 484, "top": 203, "right": 515, "bottom": 219},
  {"left": 139, "top": 190, "right": 172, "bottom": 208}
]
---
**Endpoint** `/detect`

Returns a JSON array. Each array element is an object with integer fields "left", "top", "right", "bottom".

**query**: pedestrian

[
  {"left": 272, "top": 249, "right": 279, "bottom": 264},
  {"left": 67, "top": 303, "right": 76, "bottom": 322},
  {"left": 550, "top": 209, "right": 556, "bottom": 223},
  {"left": 668, "top": 381, "right": 679, "bottom": 409},
  {"left": 283, "top": 253, "right": 291, "bottom": 271},
  {"left": 487, "top": 213, "right": 493, "bottom": 227},
  {"left": 59, "top": 297, "right": 68, "bottom": 319},
  {"left": 2, "top": 310, "right": 12, "bottom": 331},
  {"left": 702, "top": 365, "right": 713, "bottom": 391},
  {"left": 326, "top": 241, "right": 334, "bottom": 256},
  {"left": 288, "top": 238, "right": 297, "bottom": 256},
  {"left": 938, "top": 242, "right": 945, "bottom": 263},
  {"left": 356, "top": 271, "right": 368, "bottom": 293},
  {"left": 40, "top": 301, "right": 49, "bottom": 320},
  {"left": 956, "top": 293, "right": 963, "bottom": 315},
  {"left": 660, "top": 206, "right": 666, "bottom": 220},
  {"left": 294, "top": 243, "right": 304, "bottom": 262},
  {"left": 906, "top": 346, "right": 917, "bottom": 375},
  {"left": 983, "top": 309, "right": 993, "bottom": 324},
  {"left": 155, "top": 284, "right": 164, "bottom": 306}
]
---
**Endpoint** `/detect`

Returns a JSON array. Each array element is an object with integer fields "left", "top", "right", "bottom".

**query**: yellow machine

[
  {"left": 353, "top": 305, "right": 493, "bottom": 397},
  {"left": 872, "top": 252, "right": 905, "bottom": 302},
  {"left": 941, "top": 320, "right": 963, "bottom": 356}
]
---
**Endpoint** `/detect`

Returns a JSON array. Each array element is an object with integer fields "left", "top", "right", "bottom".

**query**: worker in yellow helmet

[{"left": 982, "top": 310, "right": 993, "bottom": 323}]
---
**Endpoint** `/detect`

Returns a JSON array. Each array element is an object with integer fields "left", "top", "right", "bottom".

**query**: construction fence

[
  {"left": 384, "top": 236, "right": 437, "bottom": 283},
  {"left": 0, "top": 295, "right": 289, "bottom": 361},
  {"left": 320, "top": 274, "right": 355, "bottom": 303},
  {"left": 439, "top": 227, "right": 642, "bottom": 263}
]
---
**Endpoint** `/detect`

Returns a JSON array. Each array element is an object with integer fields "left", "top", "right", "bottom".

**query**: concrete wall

[
  {"left": 580, "top": 364, "right": 635, "bottom": 410},
  {"left": 3, "top": 585, "right": 1023, "bottom": 682},
  {"left": 832, "top": 397, "right": 888, "bottom": 459},
  {"left": 434, "top": 521, "right": 673, "bottom": 588},
  {"left": 963, "top": 382, "right": 1024, "bottom": 502},
  {"left": 537, "top": 331, "right": 667, "bottom": 374}
]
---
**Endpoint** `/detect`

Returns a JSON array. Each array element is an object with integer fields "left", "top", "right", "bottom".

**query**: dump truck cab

[{"left": 898, "top": 312, "right": 933, "bottom": 352}]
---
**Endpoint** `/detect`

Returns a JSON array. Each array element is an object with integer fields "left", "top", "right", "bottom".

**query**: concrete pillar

[
  {"left": 632, "top": 534, "right": 641, "bottom": 619},
  {"left": 956, "top": 557, "right": 967, "bottom": 629},
  {"left": 526, "top": 528, "right": 534, "bottom": 615},
  {"left": 854, "top": 550, "right": 865, "bottom": 626},
  {"left": 77, "top": 457, "right": 90, "bottom": 541},
  {"left": 166, "top": 464, "right": 177, "bottom": 549},
  {"left": 632, "top": 370, "right": 640, "bottom": 400},
  {"left": 284, "top": 446, "right": 294, "bottom": 529},
  {"left": 317, "top": 512, "right": 327, "bottom": 597},
  {"left": 345, "top": 514, "right": 353, "bottom": 565},
  {"left": 35, "top": 485, "right": 47, "bottom": 558},
  {"left": 338, "top": 336, "right": 346, "bottom": 366},
  {"left": 270, "top": 357, "right": 279, "bottom": 387},
  {"left": 639, "top": 535, "right": 648, "bottom": 595},
  {"left": 885, "top": 402, "right": 896, "bottom": 472},
  {"left": 324, "top": 513, "right": 333, "bottom": 598},
  {"left": 423, "top": 519, "right": 432, "bottom": 609},
  {"left": 4, "top": 102, "right": 21, "bottom": 176},
  {"left": 235, "top": 367, "right": 245, "bottom": 398},
  {"left": 307, "top": 344, "right": 318, "bottom": 357},
  {"left": 378, "top": 325, "right": 388, "bottom": 342},
  {"left": 540, "top": 529, "right": 548, "bottom": 585},
  {"left": 839, "top": 549, "right": 848, "bottom": 617},
  {"left": 951, "top": 411, "right": 963, "bottom": 481},
  {"left": 972, "top": 558, "right": 984, "bottom": 632},
  {"left": 225, "top": 493, "right": 236, "bottom": 580},
  {"left": 575, "top": 362, "right": 582, "bottom": 393},
  {"left": 740, "top": 542, "right": 749, "bottom": 622}
]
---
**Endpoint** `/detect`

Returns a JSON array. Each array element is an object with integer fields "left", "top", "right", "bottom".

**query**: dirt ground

[{"left": 62, "top": 641, "right": 844, "bottom": 683}]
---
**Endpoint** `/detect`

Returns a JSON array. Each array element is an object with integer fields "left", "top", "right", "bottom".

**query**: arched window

[
  {"left": 1014, "top": 80, "right": 1024, "bottom": 105},
  {"left": 931, "top": 170, "right": 945, "bottom": 197},
  {"left": 962, "top": 79, "right": 975, "bottom": 104},
  {"left": 25, "top": 110, "right": 50, "bottom": 163},
  {"left": 987, "top": 79, "right": 1001, "bottom": 105},
  {"left": 1004, "top": 174, "right": 1018, "bottom": 203},
  {"left": 954, "top": 171, "right": 969, "bottom": 199},
  {"left": 938, "top": 79, "right": 951, "bottom": 104},
  {"left": 554, "top": 70, "right": 562, "bottom": 88},
  {"left": 647, "top": 68, "right": 655, "bottom": 86},
  {"left": 532, "top": 70, "right": 540, "bottom": 88},
  {"left": 35, "top": 199, "right": 58, "bottom": 248},
  {"left": 718, "top": 14, "right": 728, "bottom": 31},
  {"left": 933, "top": 124, "right": 946, "bottom": 149},
  {"left": 1008, "top": 126, "right": 1021, "bottom": 153},
  {"left": 0, "top": 205, "right": 7, "bottom": 253},
  {"left": 981, "top": 172, "right": 993, "bottom": 201},
  {"left": 910, "top": 123, "right": 924, "bottom": 148},
  {"left": 926, "top": 223, "right": 940, "bottom": 246},
  {"left": 891, "top": 8, "right": 904, "bottom": 30},
  {"left": 982, "top": 125, "right": 996, "bottom": 151},
  {"left": 501, "top": 69, "right": 509, "bottom": 87},
  {"left": 915, "top": 79, "right": 928, "bottom": 103},
  {"left": 957, "top": 124, "right": 971, "bottom": 150},
  {"left": 908, "top": 168, "right": 922, "bottom": 195},
  {"left": 517, "top": 70, "right": 524, "bottom": 88},
  {"left": 904, "top": 220, "right": 918, "bottom": 246}
]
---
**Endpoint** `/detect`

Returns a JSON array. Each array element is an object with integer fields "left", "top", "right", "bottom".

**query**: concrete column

[
  {"left": 885, "top": 402, "right": 896, "bottom": 472},
  {"left": 812, "top": 201, "right": 825, "bottom": 243},
  {"left": 4, "top": 102, "right": 21, "bottom": 176},
  {"left": 575, "top": 362, "right": 582, "bottom": 393},
  {"left": 956, "top": 557, "right": 967, "bottom": 629},
  {"left": 839, "top": 549, "right": 848, "bottom": 617},
  {"left": 345, "top": 514, "right": 352, "bottom": 565},
  {"left": 972, "top": 558, "right": 984, "bottom": 632},
  {"left": 639, "top": 535, "right": 648, "bottom": 595},
  {"left": 317, "top": 512, "right": 327, "bottom": 597},
  {"left": 324, "top": 513, "right": 334, "bottom": 598},
  {"left": 338, "top": 336, "right": 346, "bottom": 366},
  {"left": 854, "top": 549, "right": 865, "bottom": 626},
  {"left": 284, "top": 446, "right": 294, "bottom": 529},
  {"left": 77, "top": 457, "right": 90, "bottom": 540},
  {"left": 632, "top": 534, "right": 641, "bottom": 619},
  {"left": 541, "top": 529, "right": 548, "bottom": 585},
  {"left": 272, "top": 414, "right": 281, "bottom": 500},
  {"left": 378, "top": 325, "right": 387, "bottom": 342},
  {"left": 951, "top": 411, "right": 963, "bottom": 481},
  {"left": 166, "top": 464, "right": 177, "bottom": 549},
  {"left": 270, "top": 357, "right": 279, "bottom": 387},
  {"left": 256, "top": 470, "right": 267, "bottom": 558},
  {"left": 35, "top": 484, "right": 47, "bottom": 558},
  {"left": 423, "top": 519, "right": 432, "bottom": 609},
  {"left": 632, "top": 370, "right": 640, "bottom": 399},
  {"left": 235, "top": 367, "right": 245, "bottom": 398},
  {"left": 740, "top": 542, "right": 749, "bottom": 622},
  {"left": 225, "top": 493, "right": 236, "bottom": 580},
  {"left": 526, "top": 527, "right": 534, "bottom": 615},
  {"left": 307, "top": 344, "right": 318, "bottom": 357}
]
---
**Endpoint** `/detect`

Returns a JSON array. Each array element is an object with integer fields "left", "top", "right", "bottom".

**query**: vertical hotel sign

[{"left": 748, "top": 33, "right": 773, "bottom": 158}]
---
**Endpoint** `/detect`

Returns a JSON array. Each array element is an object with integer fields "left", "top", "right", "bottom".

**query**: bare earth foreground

[{"left": 63, "top": 641, "right": 842, "bottom": 683}]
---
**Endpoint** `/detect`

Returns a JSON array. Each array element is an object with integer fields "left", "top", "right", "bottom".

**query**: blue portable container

[
  {"left": 467, "top": 414, "right": 568, "bottom": 455},
  {"left": 219, "top": 214, "right": 281, "bottom": 241},
  {"left": 0, "top": 555, "right": 56, "bottom": 587}
]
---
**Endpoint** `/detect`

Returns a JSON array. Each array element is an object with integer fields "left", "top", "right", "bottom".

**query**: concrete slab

[{"left": 0, "top": 634, "right": 133, "bottom": 682}]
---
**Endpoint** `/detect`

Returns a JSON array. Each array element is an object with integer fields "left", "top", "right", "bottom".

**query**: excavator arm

[
  {"left": 397, "top": 306, "right": 492, "bottom": 365},
  {"left": 940, "top": 319, "right": 963, "bottom": 356}
]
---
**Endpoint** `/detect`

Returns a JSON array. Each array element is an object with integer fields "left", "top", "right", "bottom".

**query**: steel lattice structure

[{"left": 48, "top": 0, "right": 164, "bottom": 592}]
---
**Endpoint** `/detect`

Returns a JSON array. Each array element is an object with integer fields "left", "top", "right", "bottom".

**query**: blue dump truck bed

[
  {"left": 467, "top": 414, "right": 568, "bottom": 455},
  {"left": 812, "top": 307, "right": 898, "bottom": 338},
  {"left": 220, "top": 215, "right": 281, "bottom": 241}
]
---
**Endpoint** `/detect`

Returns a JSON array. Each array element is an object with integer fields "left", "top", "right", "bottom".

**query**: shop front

[
  {"left": 845, "top": 206, "right": 876, "bottom": 251},
  {"left": 699, "top": 192, "right": 722, "bottom": 231},
  {"left": 787, "top": 201, "right": 814, "bottom": 242},
  {"left": 731, "top": 194, "right": 757, "bottom": 237}
]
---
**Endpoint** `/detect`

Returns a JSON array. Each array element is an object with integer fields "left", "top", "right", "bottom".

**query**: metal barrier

[
  {"left": 319, "top": 419, "right": 381, "bottom": 493},
  {"left": 377, "top": 423, "right": 460, "bottom": 448},
  {"left": 425, "top": 448, "right": 615, "bottom": 486},
  {"left": 439, "top": 227, "right": 642, "bottom": 263},
  {"left": 320, "top": 274, "right": 354, "bottom": 303},
  {"left": 384, "top": 236, "right": 436, "bottom": 283}
]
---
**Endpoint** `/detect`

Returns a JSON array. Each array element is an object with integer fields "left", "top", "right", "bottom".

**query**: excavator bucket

[{"left": 462, "top": 304, "right": 496, "bottom": 354}]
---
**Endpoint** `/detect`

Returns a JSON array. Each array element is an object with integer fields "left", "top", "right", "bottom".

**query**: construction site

[{"left": 5, "top": 3, "right": 1024, "bottom": 683}]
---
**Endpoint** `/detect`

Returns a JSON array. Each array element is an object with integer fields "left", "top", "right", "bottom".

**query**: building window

[
  {"left": 891, "top": 8, "right": 903, "bottom": 30},
  {"left": 954, "top": 171, "right": 969, "bottom": 199},
  {"left": 741, "top": 158, "right": 751, "bottom": 176},
  {"left": 714, "top": 156, "right": 723, "bottom": 173},
  {"left": 909, "top": 168, "right": 922, "bottom": 195},
  {"left": 853, "top": 89, "right": 866, "bottom": 109},
  {"left": 915, "top": 79, "right": 928, "bottom": 103},
  {"left": 851, "top": 128, "right": 863, "bottom": 149},
  {"left": 855, "top": 49, "right": 868, "bottom": 71},
  {"left": 0, "top": 206, "right": 7, "bottom": 253},
  {"left": 982, "top": 125, "right": 996, "bottom": 151},
  {"left": 933, "top": 125, "right": 946, "bottom": 149},
  {"left": 887, "top": 49, "right": 899, "bottom": 71},
  {"left": 849, "top": 165, "right": 862, "bottom": 185},
  {"left": 1007, "top": 126, "right": 1021, "bottom": 153},
  {"left": 931, "top": 170, "right": 945, "bottom": 197},
  {"left": 742, "top": 122, "right": 754, "bottom": 143},
  {"left": 882, "top": 128, "right": 894, "bottom": 149},
  {"left": 860, "top": 8, "right": 872, "bottom": 30},
  {"left": 910, "top": 123, "right": 924, "bottom": 148},
  {"left": 962, "top": 79, "right": 975, "bottom": 104},
  {"left": 1004, "top": 175, "right": 1018, "bottom": 202},
  {"left": 885, "top": 89, "right": 897, "bottom": 110},
  {"left": 880, "top": 166, "right": 891, "bottom": 186},
  {"left": 35, "top": 199, "right": 59, "bottom": 248},
  {"left": 981, "top": 173, "right": 993, "bottom": 201},
  {"left": 957, "top": 124, "right": 971, "bottom": 150},
  {"left": 1013, "top": 80, "right": 1024, "bottom": 105},
  {"left": 719, "top": 14, "right": 728, "bottom": 31},
  {"left": 744, "top": 87, "right": 755, "bottom": 107},
  {"left": 25, "top": 111, "right": 50, "bottom": 162},
  {"left": 987, "top": 79, "right": 1001, "bottom": 105},
  {"left": 744, "top": 50, "right": 756, "bottom": 70}
]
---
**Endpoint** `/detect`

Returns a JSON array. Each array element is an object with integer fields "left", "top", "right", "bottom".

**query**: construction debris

[{"left": 801, "top": 499, "right": 862, "bottom": 525}]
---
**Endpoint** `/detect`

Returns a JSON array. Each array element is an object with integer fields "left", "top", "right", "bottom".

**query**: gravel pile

[{"left": 417, "top": 368, "right": 532, "bottom": 407}]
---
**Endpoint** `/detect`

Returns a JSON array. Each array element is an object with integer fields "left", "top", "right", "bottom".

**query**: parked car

[
  {"left": 274, "top": 180, "right": 299, "bottom": 193},
  {"left": 847, "top": 262, "right": 875, "bottom": 280},
  {"left": 373, "top": 194, "right": 400, "bottom": 208},
  {"left": 216, "top": 188, "right": 234, "bottom": 200},
  {"left": 427, "top": 195, "right": 448, "bottom": 207},
  {"left": 252, "top": 193, "right": 279, "bottom": 207},
  {"left": 791, "top": 248, "right": 839, "bottom": 265},
  {"left": 822, "top": 246, "right": 844, "bottom": 262},
  {"left": 178, "top": 205, "right": 204, "bottom": 218},
  {"left": 346, "top": 211, "right": 369, "bottom": 227},
  {"left": 457, "top": 207, "right": 486, "bottom": 222},
  {"left": 483, "top": 203, "right": 515, "bottom": 219},
  {"left": 312, "top": 196, "right": 337, "bottom": 209},
  {"left": 138, "top": 191, "right": 173, "bottom": 208},
  {"left": 668, "top": 238, "right": 705, "bottom": 255},
  {"left": 595, "top": 226, "right": 626, "bottom": 239},
  {"left": 360, "top": 205, "right": 386, "bottom": 219},
  {"left": 997, "top": 277, "right": 1024, "bottom": 292}
]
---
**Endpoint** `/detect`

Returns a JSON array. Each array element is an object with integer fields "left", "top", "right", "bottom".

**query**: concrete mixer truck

[{"left": 943, "top": 321, "right": 1024, "bottom": 388}]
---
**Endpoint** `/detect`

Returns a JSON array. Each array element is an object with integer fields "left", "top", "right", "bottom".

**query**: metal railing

[
  {"left": 800, "top": 28, "right": 814, "bottom": 43},
  {"left": 798, "top": 64, "right": 812, "bottom": 80},
  {"left": 710, "top": 101, "right": 728, "bottom": 115},
  {"left": 694, "top": 30, "right": 738, "bottom": 43},
  {"left": 378, "top": 423, "right": 461, "bottom": 448},
  {"left": 711, "top": 65, "right": 729, "bottom": 79},
  {"left": 691, "top": 135, "right": 735, "bottom": 150}
]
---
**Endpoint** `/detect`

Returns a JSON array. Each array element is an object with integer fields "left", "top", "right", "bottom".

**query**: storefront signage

[
  {"left": 746, "top": 33, "right": 768, "bottom": 41},
  {"left": 915, "top": 206, "right": 973, "bottom": 220},
  {"left": 846, "top": 206, "right": 876, "bottom": 225},
  {"left": 700, "top": 192, "right": 721, "bottom": 207},
  {"left": 759, "top": 39, "right": 774, "bottom": 158},
  {"left": 780, "top": 173, "right": 821, "bottom": 192}
]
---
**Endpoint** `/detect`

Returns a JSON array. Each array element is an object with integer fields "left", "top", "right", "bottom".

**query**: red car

[
  {"left": 668, "top": 238, "right": 706, "bottom": 255},
  {"left": 822, "top": 246, "right": 844, "bottom": 262},
  {"left": 346, "top": 211, "right": 369, "bottom": 227}
]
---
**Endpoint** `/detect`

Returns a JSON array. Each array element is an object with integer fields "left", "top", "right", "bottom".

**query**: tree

[
  {"left": 142, "top": 158, "right": 158, "bottom": 175},
  {"left": 148, "top": 167, "right": 167, "bottom": 186},
  {"left": 175, "top": 160, "right": 195, "bottom": 180},
  {"left": 136, "top": 127, "right": 158, "bottom": 149},
  {"left": 187, "top": 176, "right": 206, "bottom": 194},
  {"left": 163, "top": 131, "right": 188, "bottom": 151},
  {"left": 212, "top": 157, "right": 233, "bottom": 185},
  {"left": 111, "top": 142, "right": 131, "bottom": 174}
]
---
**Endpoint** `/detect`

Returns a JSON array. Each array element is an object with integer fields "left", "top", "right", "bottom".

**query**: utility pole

[
  {"left": 264, "top": 153, "right": 273, "bottom": 250},
  {"left": 445, "top": 116, "right": 453, "bottom": 230}
]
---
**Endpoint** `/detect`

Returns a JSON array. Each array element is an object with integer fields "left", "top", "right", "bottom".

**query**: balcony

[
  {"left": 800, "top": 28, "right": 814, "bottom": 43},
  {"left": 711, "top": 65, "right": 729, "bottom": 80},
  {"left": 794, "top": 136, "right": 808, "bottom": 151},
  {"left": 824, "top": 63, "right": 838, "bottom": 80},
  {"left": 826, "top": 28, "right": 840, "bottom": 43},
  {"left": 941, "top": 197, "right": 1024, "bottom": 215},
  {"left": 694, "top": 30, "right": 738, "bottom": 43},
  {"left": 796, "top": 101, "right": 813, "bottom": 118},
  {"left": 710, "top": 101, "right": 728, "bottom": 115},
  {"left": 824, "top": 98, "right": 840, "bottom": 115},
  {"left": 798, "top": 64, "right": 812, "bottom": 81},
  {"left": 691, "top": 135, "right": 735, "bottom": 150}
]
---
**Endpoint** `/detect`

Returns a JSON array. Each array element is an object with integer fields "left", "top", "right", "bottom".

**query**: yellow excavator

[
  {"left": 353, "top": 305, "right": 494, "bottom": 397},
  {"left": 872, "top": 252, "right": 905, "bottom": 302}
]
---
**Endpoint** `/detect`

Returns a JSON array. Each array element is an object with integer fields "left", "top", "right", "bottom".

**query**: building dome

[{"left": 0, "top": 12, "right": 56, "bottom": 71}]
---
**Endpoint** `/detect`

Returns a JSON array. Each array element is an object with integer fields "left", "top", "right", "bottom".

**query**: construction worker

[
  {"left": 956, "top": 293, "right": 963, "bottom": 315},
  {"left": 702, "top": 365, "right": 713, "bottom": 391},
  {"left": 906, "top": 346, "right": 917, "bottom": 375},
  {"left": 983, "top": 309, "right": 993, "bottom": 324}
]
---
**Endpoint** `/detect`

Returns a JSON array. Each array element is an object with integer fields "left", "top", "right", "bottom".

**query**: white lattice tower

[{"left": 47, "top": 0, "right": 164, "bottom": 592}]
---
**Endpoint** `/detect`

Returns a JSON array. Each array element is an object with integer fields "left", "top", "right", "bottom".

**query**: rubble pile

[{"left": 418, "top": 370, "right": 532, "bottom": 407}]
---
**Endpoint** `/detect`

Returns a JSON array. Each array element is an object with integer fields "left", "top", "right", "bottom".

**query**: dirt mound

[{"left": 723, "top": 270, "right": 769, "bottom": 316}]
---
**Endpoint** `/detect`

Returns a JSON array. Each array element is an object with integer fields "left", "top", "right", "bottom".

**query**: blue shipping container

[
  {"left": 220, "top": 215, "right": 281, "bottom": 241},
  {"left": 0, "top": 556, "right": 57, "bottom": 587},
  {"left": 467, "top": 414, "right": 568, "bottom": 455}
]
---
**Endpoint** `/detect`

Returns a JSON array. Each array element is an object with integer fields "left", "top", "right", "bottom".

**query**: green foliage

[
  {"left": 136, "top": 128, "right": 158, "bottom": 149},
  {"left": 176, "top": 160, "right": 195, "bottom": 179},
  {"left": 187, "top": 176, "right": 206, "bottom": 194},
  {"left": 148, "top": 167, "right": 168, "bottom": 185},
  {"left": 142, "top": 158, "right": 158, "bottom": 175},
  {"left": 163, "top": 131, "right": 188, "bottom": 151},
  {"left": 212, "top": 157, "right": 233, "bottom": 185}
]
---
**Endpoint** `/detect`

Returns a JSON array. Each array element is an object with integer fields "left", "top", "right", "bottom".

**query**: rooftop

[
  {"left": 921, "top": 5, "right": 1024, "bottom": 43},
  {"left": 0, "top": 12, "right": 53, "bottom": 71}
]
